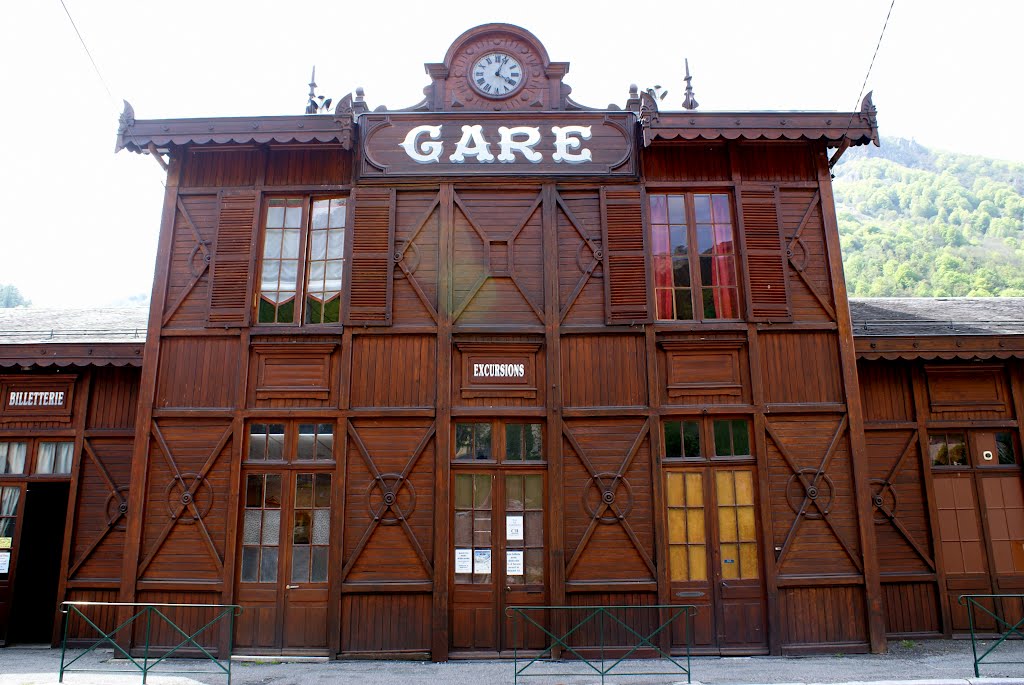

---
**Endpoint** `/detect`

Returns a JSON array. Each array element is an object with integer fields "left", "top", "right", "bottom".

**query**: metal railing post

[
  {"left": 59, "top": 604, "right": 70, "bottom": 683},
  {"left": 142, "top": 605, "right": 153, "bottom": 684}
]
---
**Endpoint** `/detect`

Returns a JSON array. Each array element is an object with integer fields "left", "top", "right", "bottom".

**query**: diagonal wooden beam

[
  {"left": 451, "top": 272, "right": 489, "bottom": 322},
  {"left": 565, "top": 506, "right": 604, "bottom": 576},
  {"left": 790, "top": 265, "right": 837, "bottom": 320},
  {"left": 878, "top": 432, "right": 919, "bottom": 495},
  {"left": 877, "top": 503, "right": 936, "bottom": 570},
  {"left": 508, "top": 273, "right": 545, "bottom": 322},
  {"left": 506, "top": 194, "right": 543, "bottom": 243},
  {"left": 559, "top": 257, "right": 600, "bottom": 324},
  {"left": 162, "top": 262, "right": 209, "bottom": 327},
  {"left": 785, "top": 190, "right": 821, "bottom": 249},
  {"left": 347, "top": 423, "right": 385, "bottom": 481},
  {"left": 397, "top": 260, "right": 439, "bottom": 322},
  {"left": 397, "top": 193, "right": 441, "bottom": 261},
  {"left": 555, "top": 192, "right": 601, "bottom": 253},
  {"left": 819, "top": 507, "right": 864, "bottom": 572}
]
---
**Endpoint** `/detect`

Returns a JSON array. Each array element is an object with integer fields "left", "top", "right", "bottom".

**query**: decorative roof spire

[
  {"left": 305, "top": 66, "right": 318, "bottom": 114},
  {"left": 682, "top": 58, "right": 699, "bottom": 111}
]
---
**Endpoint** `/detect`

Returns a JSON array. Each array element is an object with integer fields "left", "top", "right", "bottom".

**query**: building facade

[{"left": 1, "top": 23, "right": 1023, "bottom": 661}]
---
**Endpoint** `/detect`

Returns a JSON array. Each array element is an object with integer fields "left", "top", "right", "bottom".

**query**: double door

[
  {"left": 665, "top": 467, "right": 767, "bottom": 653},
  {"left": 451, "top": 470, "right": 546, "bottom": 652},
  {"left": 234, "top": 470, "right": 332, "bottom": 653}
]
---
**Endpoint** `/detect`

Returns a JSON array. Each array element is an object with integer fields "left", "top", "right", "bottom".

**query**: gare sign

[{"left": 359, "top": 112, "right": 636, "bottom": 178}]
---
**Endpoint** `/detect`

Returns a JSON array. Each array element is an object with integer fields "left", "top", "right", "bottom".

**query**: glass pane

[
  {"left": 311, "top": 547, "right": 329, "bottom": 582},
  {"left": 670, "top": 226, "right": 687, "bottom": 254},
  {"left": 54, "top": 443, "right": 74, "bottom": 473},
  {"left": 733, "top": 421, "right": 750, "bottom": 456},
  {"left": 712, "top": 194, "right": 731, "bottom": 222},
  {"left": 524, "top": 548, "right": 543, "bottom": 584},
  {"left": 313, "top": 509, "right": 330, "bottom": 544},
  {"left": 297, "top": 424, "right": 315, "bottom": 459},
  {"left": 36, "top": 443, "right": 55, "bottom": 474},
  {"left": 474, "top": 474, "right": 492, "bottom": 508},
  {"left": 683, "top": 422, "right": 701, "bottom": 458},
  {"left": 265, "top": 475, "right": 282, "bottom": 507},
  {"left": 666, "top": 472, "right": 683, "bottom": 506},
  {"left": 260, "top": 547, "right": 278, "bottom": 583},
  {"left": 316, "top": 426, "right": 334, "bottom": 461},
  {"left": 948, "top": 434, "right": 967, "bottom": 465},
  {"left": 0, "top": 487, "right": 19, "bottom": 516},
  {"left": 675, "top": 288, "right": 693, "bottom": 320},
  {"left": 649, "top": 194, "right": 667, "bottom": 224},
  {"left": 694, "top": 194, "right": 711, "bottom": 223},
  {"left": 697, "top": 225, "right": 714, "bottom": 254},
  {"left": 0, "top": 443, "right": 26, "bottom": 475},
  {"left": 506, "top": 475, "right": 524, "bottom": 511},
  {"left": 655, "top": 288, "right": 674, "bottom": 320},
  {"left": 295, "top": 474, "right": 313, "bottom": 509},
  {"left": 454, "top": 511, "right": 472, "bottom": 546},
  {"left": 293, "top": 511, "right": 312, "bottom": 545},
  {"left": 664, "top": 422, "right": 682, "bottom": 458},
  {"left": 687, "top": 509, "right": 705, "bottom": 543},
  {"left": 329, "top": 199, "right": 347, "bottom": 229},
  {"left": 714, "top": 420, "right": 732, "bottom": 457},
  {"left": 262, "top": 510, "right": 280, "bottom": 545},
  {"left": 525, "top": 424, "right": 542, "bottom": 460},
  {"left": 667, "top": 195, "right": 685, "bottom": 224},
  {"left": 473, "top": 512, "right": 491, "bottom": 548},
  {"left": 248, "top": 426, "right": 267, "bottom": 461},
  {"left": 311, "top": 201, "right": 330, "bottom": 230},
  {"left": 672, "top": 257, "right": 690, "bottom": 288},
  {"left": 266, "top": 203, "right": 285, "bottom": 228},
  {"left": 455, "top": 424, "right": 472, "bottom": 459},
  {"left": 327, "top": 229, "right": 345, "bottom": 258},
  {"left": 506, "top": 424, "right": 522, "bottom": 461},
  {"left": 241, "top": 547, "right": 259, "bottom": 582},
  {"left": 524, "top": 475, "right": 543, "bottom": 509},
  {"left": 284, "top": 204, "right": 302, "bottom": 229},
  {"left": 267, "top": 426, "right": 286, "bottom": 460},
  {"left": 245, "top": 475, "right": 264, "bottom": 508},
  {"left": 455, "top": 474, "right": 473, "bottom": 509},
  {"left": 314, "top": 473, "right": 332, "bottom": 508},
  {"left": 929, "top": 434, "right": 948, "bottom": 466},
  {"left": 292, "top": 546, "right": 310, "bottom": 583},
  {"left": 475, "top": 424, "right": 492, "bottom": 459},
  {"left": 524, "top": 511, "right": 543, "bottom": 546},
  {"left": 243, "top": 510, "right": 261, "bottom": 545},
  {"left": 668, "top": 509, "right": 686, "bottom": 544},
  {"left": 651, "top": 225, "right": 670, "bottom": 256},
  {"left": 997, "top": 432, "right": 1016, "bottom": 465},
  {"left": 689, "top": 546, "right": 707, "bottom": 581}
]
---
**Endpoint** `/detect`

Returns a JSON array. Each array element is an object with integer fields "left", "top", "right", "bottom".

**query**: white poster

[
  {"left": 473, "top": 549, "right": 492, "bottom": 574},
  {"left": 455, "top": 548, "right": 473, "bottom": 574},
  {"left": 506, "top": 515, "right": 524, "bottom": 541},
  {"left": 0, "top": 551, "right": 9, "bottom": 574},
  {"left": 507, "top": 550, "right": 524, "bottom": 576}
]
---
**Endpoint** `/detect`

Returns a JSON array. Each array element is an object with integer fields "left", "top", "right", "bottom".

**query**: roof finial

[
  {"left": 682, "top": 58, "right": 699, "bottom": 110},
  {"left": 305, "top": 66, "right": 318, "bottom": 114}
]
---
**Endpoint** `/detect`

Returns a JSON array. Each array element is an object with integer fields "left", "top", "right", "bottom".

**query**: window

[
  {"left": 996, "top": 432, "right": 1017, "bottom": 465},
  {"left": 241, "top": 473, "right": 282, "bottom": 583},
  {"left": 36, "top": 442, "right": 74, "bottom": 475},
  {"left": 0, "top": 443, "right": 27, "bottom": 475},
  {"left": 664, "top": 418, "right": 751, "bottom": 460},
  {"left": 247, "top": 422, "right": 335, "bottom": 462},
  {"left": 929, "top": 432, "right": 967, "bottom": 467},
  {"left": 290, "top": 473, "right": 331, "bottom": 583},
  {"left": 454, "top": 421, "right": 544, "bottom": 462},
  {"left": 0, "top": 486, "right": 18, "bottom": 578},
  {"left": 650, "top": 192, "right": 739, "bottom": 321},
  {"left": 258, "top": 196, "right": 347, "bottom": 325}
]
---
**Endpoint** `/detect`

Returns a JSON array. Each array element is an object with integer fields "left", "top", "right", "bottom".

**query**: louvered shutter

[
  {"left": 739, "top": 185, "right": 792, "bottom": 321},
  {"left": 601, "top": 186, "right": 651, "bottom": 325},
  {"left": 207, "top": 190, "right": 258, "bottom": 327},
  {"left": 345, "top": 187, "right": 395, "bottom": 326}
]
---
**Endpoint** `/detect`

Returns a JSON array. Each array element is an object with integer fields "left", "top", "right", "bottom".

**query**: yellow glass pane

[
  {"left": 669, "top": 544, "right": 688, "bottom": 581},
  {"left": 738, "top": 505, "right": 757, "bottom": 542},
  {"left": 720, "top": 543, "right": 740, "bottom": 579},
  {"left": 686, "top": 509, "right": 705, "bottom": 543},
  {"left": 685, "top": 473, "right": 703, "bottom": 506},
  {"left": 716, "top": 471, "right": 735, "bottom": 506},
  {"left": 718, "top": 507, "right": 738, "bottom": 543},
  {"left": 668, "top": 509, "right": 686, "bottom": 544},
  {"left": 739, "top": 542, "right": 759, "bottom": 579},
  {"left": 734, "top": 471, "right": 754, "bottom": 505},
  {"left": 688, "top": 545, "right": 708, "bottom": 581},
  {"left": 666, "top": 472, "right": 684, "bottom": 506}
]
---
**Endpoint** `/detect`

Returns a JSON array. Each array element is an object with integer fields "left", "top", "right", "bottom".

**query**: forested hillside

[{"left": 834, "top": 138, "right": 1024, "bottom": 296}]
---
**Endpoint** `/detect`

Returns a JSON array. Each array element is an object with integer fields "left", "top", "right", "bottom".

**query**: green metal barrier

[
  {"left": 506, "top": 604, "right": 696, "bottom": 684},
  {"left": 59, "top": 600, "right": 242, "bottom": 684},
  {"left": 959, "top": 594, "right": 1024, "bottom": 677}
]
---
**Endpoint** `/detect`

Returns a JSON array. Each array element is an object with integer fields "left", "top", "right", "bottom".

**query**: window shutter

[
  {"left": 207, "top": 190, "right": 258, "bottom": 327},
  {"left": 345, "top": 187, "right": 395, "bottom": 326},
  {"left": 601, "top": 186, "right": 651, "bottom": 325},
  {"left": 739, "top": 185, "right": 792, "bottom": 321}
]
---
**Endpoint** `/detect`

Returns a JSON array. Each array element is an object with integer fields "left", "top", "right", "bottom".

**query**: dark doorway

[{"left": 7, "top": 482, "right": 69, "bottom": 645}]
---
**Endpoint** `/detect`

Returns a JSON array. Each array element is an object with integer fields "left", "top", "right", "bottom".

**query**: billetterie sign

[{"left": 8, "top": 390, "right": 66, "bottom": 407}]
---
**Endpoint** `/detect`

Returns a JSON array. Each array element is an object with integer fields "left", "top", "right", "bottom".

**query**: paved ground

[{"left": 2, "top": 640, "right": 1024, "bottom": 685}]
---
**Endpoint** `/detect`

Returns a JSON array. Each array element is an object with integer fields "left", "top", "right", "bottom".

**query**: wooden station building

[{"left": 2, "top": 23, "right": 1024, "bottom": 661}]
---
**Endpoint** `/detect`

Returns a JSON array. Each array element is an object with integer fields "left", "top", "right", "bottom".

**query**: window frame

[
  {"left": 662, "top": 416, "right": 753, "bottom": 463},
  {"left": 451, "top": 419, "right": 546, "bottom": 465},
  {"left": 648, "top": 190, "right": 743, "bottom": 323},
  {"left": 0, "top": 437, "right": 76, "bottom": 481},
  {"left": 254, "top": 193, "right": 350, "bottom": 328},
  {"left": 244, "top": 420, "right": 337, "bottom": 465}
]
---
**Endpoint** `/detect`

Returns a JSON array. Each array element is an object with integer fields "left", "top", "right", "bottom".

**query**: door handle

[
  {"left": 506, "top": 586, "right": 512, "bottom": 592},
  {"left": 286, "top": 585, "right": 300, "bottom": 590}
]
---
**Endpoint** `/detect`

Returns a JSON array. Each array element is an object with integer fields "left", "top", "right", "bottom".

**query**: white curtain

[
  {"left": 0, "top": 442, "right": 27, "bottom": 475},
  {"left": 37, "top": 442, "right": 74, "bottom": 475},
  {"left": 0, "top": 486, "right": 18, "bottom": 516}
]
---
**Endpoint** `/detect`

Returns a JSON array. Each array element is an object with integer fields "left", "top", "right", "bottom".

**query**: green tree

[{"left": 0, "top": 285, "right": 30, "bottom": 308}]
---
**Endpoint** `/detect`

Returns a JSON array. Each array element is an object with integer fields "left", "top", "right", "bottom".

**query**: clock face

[{"left": 469, "top": 51, "right": 525, "bottom": 98}]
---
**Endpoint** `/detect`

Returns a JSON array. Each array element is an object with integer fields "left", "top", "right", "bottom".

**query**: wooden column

[{"left": 815, "top": 147, "right": 886, "bottom": 653}]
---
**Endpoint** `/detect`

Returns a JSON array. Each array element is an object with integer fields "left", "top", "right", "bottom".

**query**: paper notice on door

[
  {"left": 506, "top": 515, "right": 524, "bottom": 541},
  {"left": 0, "top": 551, "right": 9, "bottom": 574},
  {"left": 455, "top": 548, "right": 473, "bottom": 574},
  {"left": 473, "top": 549, "right": 491, "bottom": 574},
  {"left": 507, "top": 550, "right": 524, "bottom": 576},
  {"left": 0, "top": 537, "right": 11, "bottom": 549}
]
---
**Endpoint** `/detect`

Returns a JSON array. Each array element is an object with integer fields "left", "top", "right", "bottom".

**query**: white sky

[{"left": 0, "top": 0, "right": 1020, "bottom": 308}]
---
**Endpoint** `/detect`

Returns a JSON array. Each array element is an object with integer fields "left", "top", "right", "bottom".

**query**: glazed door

[
  {"left": 666, "top": 467, "right": 766, "bottom": 652},
  {"left": 235, "top": 471, "right": 332, "bottom": 654},
  {"left": 0, "top": 484, "right": 24, "bottom": 646},
  {"left": 451, "top": 471, "right": 546, "bottom": 652}
]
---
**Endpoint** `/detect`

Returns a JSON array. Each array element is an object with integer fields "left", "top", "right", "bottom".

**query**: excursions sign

[{"left": 358, "top": 112, "right": 636, "bottom": 178}]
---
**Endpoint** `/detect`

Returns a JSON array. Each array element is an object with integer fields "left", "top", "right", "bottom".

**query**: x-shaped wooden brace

[
  {"left": 556, "top": 192, "right": 604, "bottom": 324},
  {"left": 768, "top": 415, "right": 862, "bottom": 571},
  {"left": 451, "top": 192, "right": 544, "bottom": 322},
  {"left": 564, "top": 419, "right": 656, "bottom": 578},
  {"left": 137, "top": 422, "right": 232, "bottom": 576},
  {"left": 394, "top": 192, "right": 441, "bottom": 323},
  {"left": 869, "top": 431, "right": 935, "bottom": 570},
  {"left": 68, "top": 439, "right": 129, "bottom": 578},
  {"left": 341, "top": 423, "right": 436, "bottom": 580},
  {"left": 162, "top": 198, "right": 212, "bottom": 327},
  {"left": 783, "top": 190, "right": 837, "bottom": 320}
]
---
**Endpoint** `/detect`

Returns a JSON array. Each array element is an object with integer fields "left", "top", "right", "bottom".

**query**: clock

[{"left": 469, "top": 51, "right": 525, "bottom": 99}]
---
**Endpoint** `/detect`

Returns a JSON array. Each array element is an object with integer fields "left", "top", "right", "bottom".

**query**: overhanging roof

[{"left": 0, "top": 307, "right": 148, "bottom": 368}]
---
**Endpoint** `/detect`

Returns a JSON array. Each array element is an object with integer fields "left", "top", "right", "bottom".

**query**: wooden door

[
  {"left": 0, "top": 483, "right": 24, "bottom": 646},
  {"left": 451, "top": 471, "right": 546, "bottom": 652},
  {"left": 235, "top": 471, "right": 332, "bottom": 654},
  {"left": 666, "top": 467, "right": 766, "bottom": 653}
]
